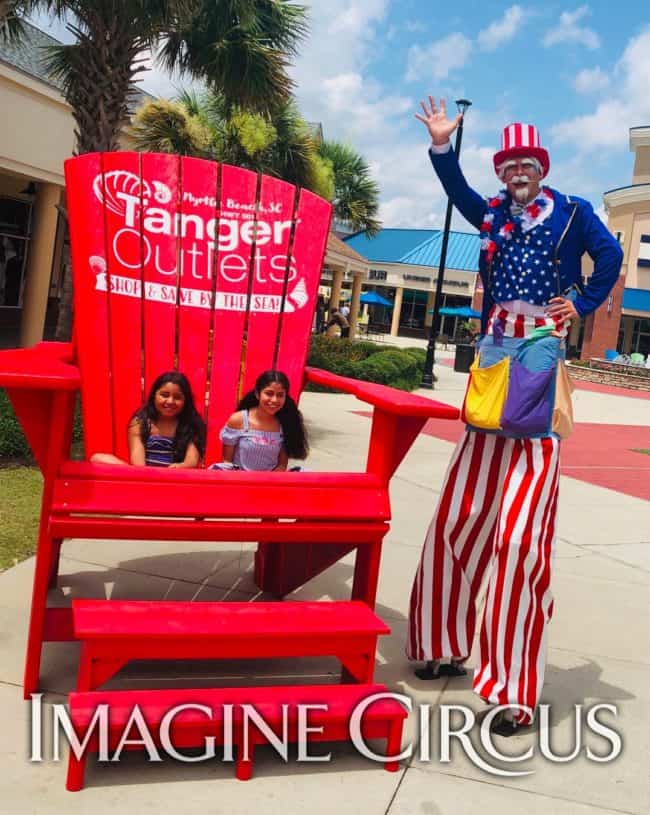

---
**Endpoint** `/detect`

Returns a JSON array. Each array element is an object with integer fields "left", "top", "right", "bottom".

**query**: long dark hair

[
  {"left": 237, "top": 370, "right": 309, "bottom": 459},
  {"left": 133, "top": 371, "right": 206, "bottom": 462}
]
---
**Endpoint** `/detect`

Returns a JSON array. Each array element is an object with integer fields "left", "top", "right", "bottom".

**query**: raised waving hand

[{"left": 415, "top": 96, "right": 463, "bottom": 146}]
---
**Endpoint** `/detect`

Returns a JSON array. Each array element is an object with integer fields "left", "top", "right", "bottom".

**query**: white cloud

[
  {"left": 543, "top": 6, "right": 600, "bottom": 50},
  {"left": 477, "top": 6, "right": 526, "bottom": 52},
  {"left": 551, "top": 28, "right": 650, "bottom": 152},
  {"left": 405, "top": 33, "right": 472, "bottom": 82},
  {"left": 573, "top": 66, "right": 610, "bottom": 93}
]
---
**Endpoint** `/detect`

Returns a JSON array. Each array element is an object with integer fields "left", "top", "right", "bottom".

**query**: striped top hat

[{"left": 493, "top": 123, "right": 550, "bottom": 178}]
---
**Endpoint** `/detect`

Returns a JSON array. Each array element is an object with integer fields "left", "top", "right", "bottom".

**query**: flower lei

[{"left": 479, "top": 189, "right": 552, "bottom": 264}]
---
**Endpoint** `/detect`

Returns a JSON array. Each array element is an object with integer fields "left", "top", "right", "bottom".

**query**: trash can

[{"left": 454, "top": 343, "right": 475, "bottom": 373}]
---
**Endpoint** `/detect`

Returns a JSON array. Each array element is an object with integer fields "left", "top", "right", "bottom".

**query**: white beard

[{"left": 513, "top": 185, "right": 531, "bottom": 204}]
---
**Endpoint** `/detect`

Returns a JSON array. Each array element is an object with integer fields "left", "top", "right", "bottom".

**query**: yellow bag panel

[{"left": 462, "top": 354, "right": 510, "bottom": 430}]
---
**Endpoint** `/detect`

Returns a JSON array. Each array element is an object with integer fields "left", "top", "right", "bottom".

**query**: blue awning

[{"left": 623, "top": 288, "right": 650, "bottom": 314}]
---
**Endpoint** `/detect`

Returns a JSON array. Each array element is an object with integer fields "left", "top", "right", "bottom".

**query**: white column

[
  {"left": 390, "top": 286, "right": 404, "bottom": 337},
  {"left": 329, "top": 267, "right": 343, "bottom": 312},
  {"left": 349, "top": 272, "right": 363, "bottom": 337},
  {"left": 20, "top": 183, "right": 62, "bottom": 347}
]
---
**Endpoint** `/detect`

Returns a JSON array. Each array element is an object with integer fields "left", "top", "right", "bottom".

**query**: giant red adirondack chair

[{"left": 0, "top": 152, "right": 459, "bottom": 698}]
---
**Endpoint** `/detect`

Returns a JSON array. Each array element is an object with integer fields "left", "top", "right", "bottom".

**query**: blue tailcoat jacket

[{"left": 429, "top": 147, "right": 623, "bottom": 334}]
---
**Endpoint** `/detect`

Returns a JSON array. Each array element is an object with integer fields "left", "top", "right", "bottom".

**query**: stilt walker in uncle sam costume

[{"left": 407, "top": 98, "right": 623, "bottom": 736}]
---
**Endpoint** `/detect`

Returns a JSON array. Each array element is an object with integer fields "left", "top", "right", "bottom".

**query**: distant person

[
  {"left": 212, "top": 370, "right": 308, "bottom": 471},
  {"left": 340, "top": 303, "right": 351, "bottom": 320},
  {"left": 90, "top": 371, "right": 206, "bottom": 468},
  {"left": 326, "top": 308, "right": 350, "bottom": 338},
  {"left": 315, "top": 294, "right": 327, "bottom": 333}
]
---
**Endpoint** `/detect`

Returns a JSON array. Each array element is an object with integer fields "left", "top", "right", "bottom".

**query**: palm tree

[
  {"left": 31, "top": 0, "right": 306, "bottom": 338},
  {"left": 0, "top": 1, "right": 29, "bottom": 41},
  {"left": 128, "top": 97, "right": 214, "bottom": 157},
  {"left": 41, "top": 0, "right": 307, "bottom": 154},
  {"left": 318, "top": 140, "right": 381, "bottom": 236},
  {"left": 127, "top": 91, "right": 335, "bottom": 199}
]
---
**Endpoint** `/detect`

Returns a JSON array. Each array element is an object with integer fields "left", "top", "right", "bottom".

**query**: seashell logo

[
  {"left": 152, "top": 181, "right": 172, "bottom": 204},
  {"left": 92, "top": 171, "right": 172, "bottom": 215},
  {"left": 283, "top": 278, "right": 308, "bottom": 312}
]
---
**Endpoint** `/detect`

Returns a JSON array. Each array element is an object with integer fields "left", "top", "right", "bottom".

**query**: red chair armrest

[
  {"left": 305, "top": 366, "right": 459, "bottom": 420},
  {"left": 0, "top": 347, "right": 80, "bottom": 390},
  {"left": 33, "top": 341, "right": 75, "bottom": 363}
]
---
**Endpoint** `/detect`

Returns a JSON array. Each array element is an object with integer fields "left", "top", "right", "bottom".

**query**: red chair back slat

[
  {"left": 239, "top": 175, "right": 297, "bottom": 396},
  {"left": 64, "top": 152, "right": 332, "bottom": 465},
  {"left": 65, "top": 154, "right": 112, "bottom": 458},
  {"left": 176, "top": 157, "right": 220, "bottom": 417},
  {"left": 276, "top": 189, "right": 333, "bottom": 392},
  {"left": 204, "top": 164, "right": 258, "bottom": 462},
  {"left": 139, "top": 153, "right": 181, "bottom": 394},
  {"left": 100, "top": 152, "right": 148, "bottom": 459}
]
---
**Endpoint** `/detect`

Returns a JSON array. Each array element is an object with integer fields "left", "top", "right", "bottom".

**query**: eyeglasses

[{"left": 502, "top": 161, "right": 540, "bottom": 179}]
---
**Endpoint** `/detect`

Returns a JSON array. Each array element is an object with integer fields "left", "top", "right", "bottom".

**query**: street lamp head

[{"left": 455, "top": 99, "right": 472, "bottom": 116}]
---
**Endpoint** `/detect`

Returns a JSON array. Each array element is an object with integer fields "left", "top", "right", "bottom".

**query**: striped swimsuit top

[{"left": 145, "top": 434, "right": 175, "bottom": 467}]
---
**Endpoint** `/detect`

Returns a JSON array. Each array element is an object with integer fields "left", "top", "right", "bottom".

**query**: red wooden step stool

[
  {"left": 66, "top": 683, "right": 408, "bottom": 790},
  {"left": 73, "top": 599, "right": 391, "bottom": 691}
]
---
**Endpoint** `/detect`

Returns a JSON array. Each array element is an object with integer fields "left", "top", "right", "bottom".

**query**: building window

[
  {"left": 0, "top": 197, "right": 32, "bottom": 308},
  {"left": 639, "top": 234, "right": 650, "bottom": 268}
]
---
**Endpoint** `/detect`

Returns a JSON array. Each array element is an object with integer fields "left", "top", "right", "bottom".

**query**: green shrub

[
  {"left": 0, "top": 390, "right": 31, "bottom": 459},
  {"left": 351, "top": 349, "right": 421, "bottom": 391},
  {"left": 306, "top": 335, "right": 424, "bottom": 392},
  {"left": 0, "top": 389, "right": 83, "bottom": 462}
]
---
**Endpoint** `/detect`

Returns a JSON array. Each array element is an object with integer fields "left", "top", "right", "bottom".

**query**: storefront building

[
  {"left": 0, "top": 22, "right": 73, "bottom": 348},
  {"left": 343, "top": 228, "right": 479, "bottom": 338},
  {"left": 597, "top": 126, "right": 650, "bottom": 359}
]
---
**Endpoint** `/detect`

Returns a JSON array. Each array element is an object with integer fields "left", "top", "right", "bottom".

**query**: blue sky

[{"left": 31, "top": 2, "right": 650, "bottom": 232}]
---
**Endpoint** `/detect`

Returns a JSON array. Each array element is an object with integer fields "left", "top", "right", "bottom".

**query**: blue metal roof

[
  {"left": 344, "top": 229, "right": 438, "bottom": 262},
  {"left": 344, "top": 228, "right": 479, "bottom": 272},
  {"left": 623, "top": 287, "right": 650, "bottom": 314}
]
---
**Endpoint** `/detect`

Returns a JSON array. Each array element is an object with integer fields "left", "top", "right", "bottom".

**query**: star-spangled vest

[{"left": 490, "top": 221, "right": 558, "bottom": 305}]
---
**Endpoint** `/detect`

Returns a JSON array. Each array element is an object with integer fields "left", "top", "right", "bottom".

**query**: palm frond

[
  {"left": 159, "top": 0, "right": 307, "bottom": 113},
  {"left": 127, "top": 98, "right": 213, "bottom": 156},
  {"left": 319, "top": 140, "right": 381, "bottom": 234}
]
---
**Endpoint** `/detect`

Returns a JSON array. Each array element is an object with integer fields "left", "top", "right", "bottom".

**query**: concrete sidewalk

[{"left": 1, "top": 362, "right": 648, "bottom": 814}]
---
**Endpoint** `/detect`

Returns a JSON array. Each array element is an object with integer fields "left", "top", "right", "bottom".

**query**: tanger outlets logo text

[
  {"left": 91, "top": 171, "right": 307, "bottom": 313},
  {"left": 30, "top": 694, "right": 622, "bottom": 777}
]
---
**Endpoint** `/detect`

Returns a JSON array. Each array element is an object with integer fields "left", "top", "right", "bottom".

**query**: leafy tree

[
  {"left": 40, "top": 0, "right": 307, "bottom": 154},
  {"left": 318, "top": 140, "right": 381, "bottom": 236},
  {"left": 127, "top": 91, "right": 335, "bottom": 200}
]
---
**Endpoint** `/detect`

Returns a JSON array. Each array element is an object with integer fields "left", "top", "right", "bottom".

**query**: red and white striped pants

[{"left": 407, "top": 430, "right": 560, "bottom": 723}]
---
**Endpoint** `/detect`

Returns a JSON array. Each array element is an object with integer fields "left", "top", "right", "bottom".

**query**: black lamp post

[{"left": 420, "top": 98, "right": 472, "bottom": 389}]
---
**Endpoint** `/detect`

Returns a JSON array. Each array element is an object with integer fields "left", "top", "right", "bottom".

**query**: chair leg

[
  {"left": 236, "top": 738, "right": 253, "bottom": 781},
  {"left": 48, "top": 538, "right": 62, "bottom": 589},
  {"left": 66, "top": 749, "right": 87, "bottom": 791},
  {"left": 351, "top": 538, "right": 382, "bottom": 608},
  {"left": 384, "top": 718, "right": 404, "bottom": 772},
  {"left": 23, "top": 523, "right": 55, "bottom": 699}
]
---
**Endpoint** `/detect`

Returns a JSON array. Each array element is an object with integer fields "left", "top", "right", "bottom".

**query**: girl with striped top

[
  {"left": 214, "top": 370, "right": 308, "bottom": 471},
  {"left": 91, "top": 371, "right": 206, "bottom": 468}
]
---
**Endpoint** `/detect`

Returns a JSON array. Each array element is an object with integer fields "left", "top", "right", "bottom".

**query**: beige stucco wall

[
  {"left": 606, "top": 206, "right": 650, "bottom": 289},
  {"left": 367, "top": 261, "right": 476, "bottom": 300},
  {"left": 0, "top": 62, "right": 75, "bottom": 185},
  {"left": 632, "top": 145, "right": 650, "bottom": 184}
]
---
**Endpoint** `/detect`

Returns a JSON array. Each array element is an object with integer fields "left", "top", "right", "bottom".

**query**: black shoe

[
  {"left": 488, "top": 710, "right": 532, "bottom": 738},
  {"left": 414, "top": 660, "right": 468, "bottom": 681}
]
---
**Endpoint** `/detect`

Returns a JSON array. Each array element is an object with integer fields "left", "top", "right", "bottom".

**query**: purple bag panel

[{"left": 501, "top": 360, "right": 555, "bottom": 436}]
